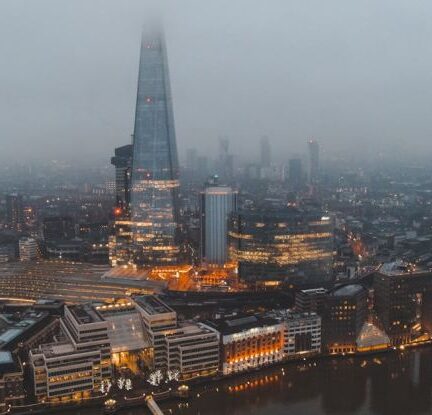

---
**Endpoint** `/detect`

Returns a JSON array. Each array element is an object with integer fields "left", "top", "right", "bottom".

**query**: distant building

[
  {"left": 6, "top": 194, "right": 24, "bottom": 232},
  {"left": 42, "top": 216, "right": 75, "bottom": 241},
  {"left": 200, "top": 184, "right": 237, "bottom": 265},
  {"left": 208, "top": 315, "right": 285, "bottom": 375},
  {"left": 288, "top": 158, "right": 303, "bottom": 189},
  {"left": 111, "top": 144, "right": 133, "bottom": 211},
  {"left": 323, "top": 284, "right": 367, "bottom": 354},
  {"left": 19, "top": 237, "right": 38, "bottom": 261},
  {"left": 260, "top": 136, "right": 271, "bottom": 168},
  {"left": 0, "top": 352, "right": 24, "bottom": 410},
  {"left": 308, "top": 140, "right": 319, "bottom": 184},
  {"left": 229, "top": 206, "right": 334, "bottom": 286}
]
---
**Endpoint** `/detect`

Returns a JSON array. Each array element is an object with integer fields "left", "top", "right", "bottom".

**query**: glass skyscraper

[{"left": 130, "top": 27, "right": 180, "bottom": 265}]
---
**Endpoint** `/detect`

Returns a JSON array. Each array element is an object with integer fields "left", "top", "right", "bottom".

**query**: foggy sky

[{"left": 1, "top": 0, "right": 432, "bottom": 164}]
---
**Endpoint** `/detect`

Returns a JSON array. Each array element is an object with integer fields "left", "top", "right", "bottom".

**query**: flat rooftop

[
  {"left": 331, "top": 284, "right": 364, "bottom": 297},
  {"left": 68, "top": 304, "right": 103, "bottom": 324},
  {"left": 208, "top": 315, "right": 280, "bottom": 336},
  {"left": 0, "top": 311, "right": 49, "bottom": 349},
  {"left": 134, "top": 295, "right": 174, "bottom": 315},
  {"left": 379, "top": 260, "right": 429, "bottom": 277}
]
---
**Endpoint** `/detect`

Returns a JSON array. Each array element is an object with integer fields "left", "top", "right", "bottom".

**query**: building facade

[
  {"left": 200, "top": 185, "right": 237, "bottom": 265},
  {"left": 229, "top": 206, "right": 334, "bottom": 286},
  {"left": 130, "top": 28, "right": 180, "bottom": 266}
]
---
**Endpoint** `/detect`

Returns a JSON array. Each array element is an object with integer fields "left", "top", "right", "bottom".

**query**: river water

[{"left": 70, "top": 348, "right": 432, "bottom": 415}]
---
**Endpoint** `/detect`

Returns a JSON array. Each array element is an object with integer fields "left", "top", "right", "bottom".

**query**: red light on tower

[{"left": 114, "top": 207, "right": 122, "bottom": 216}]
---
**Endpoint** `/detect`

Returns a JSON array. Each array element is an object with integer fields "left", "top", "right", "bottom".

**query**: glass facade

[
  {"left": 229, "top": 207, "right": 334, "bottom": 285},
  {"left": 130, "top": 29, "right": 180, "bottom": 265}
]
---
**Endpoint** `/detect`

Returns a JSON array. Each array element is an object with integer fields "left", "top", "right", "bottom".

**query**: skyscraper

[
  {"left": 200, "top": 182, "right": 237, "bottom": 265},
  {"left": 6, "top": 193, "right": 24, "bottom": 232},
  {"left": 308, "top": 140, "right": 320, "bottom": 184},
  {"left": 260, "top": 136, "right": 271, "bottom": 168},
  {"left": 130, "top": 27, "right": 180, "bottom": 265},
  {"left": 288, "top": 158, "right": 303, "bottom": 189},
  {"left": 111, "top": 144, "right": 133, "bottom": 212}
]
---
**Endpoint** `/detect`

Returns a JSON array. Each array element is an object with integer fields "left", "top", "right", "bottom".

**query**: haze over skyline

[{"left": 1, "top": 0, "right": 432, "bottom": 164}]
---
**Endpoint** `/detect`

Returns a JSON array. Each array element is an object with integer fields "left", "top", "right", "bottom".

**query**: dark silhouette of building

[
  {"left": 111, "top": 144, "right": 133, "bottom": 212},
  {"left": 288, "top": 158, "right": 303, "bottom": 189},
  {"left": 308, "top": 140, "right": 320, "bottom": 184},
  {"left": 43, "top": 216, "right": 75, "bottom": 241},
  {"left": 260, "top": 136, "right": 271, "bottom": 168},
  {"left": 6, "top": 194, "right": 24, "bottom": 232}
]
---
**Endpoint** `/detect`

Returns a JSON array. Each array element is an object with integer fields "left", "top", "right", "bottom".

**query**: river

[{"left": 69, "top": 348, "right": 432, "bottom": 415}]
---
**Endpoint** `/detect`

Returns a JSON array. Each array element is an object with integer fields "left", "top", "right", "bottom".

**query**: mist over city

[
  {"left": 2, "top": 0, "right": 432, "bottom": 165},
  {"left": 2, "top": 2, "right": 432, "bottom": 415}
]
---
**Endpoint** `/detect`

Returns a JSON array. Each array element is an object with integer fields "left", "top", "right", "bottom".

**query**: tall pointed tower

[{"left": 130, "top": 26, "right": 180, "bottom": 265}]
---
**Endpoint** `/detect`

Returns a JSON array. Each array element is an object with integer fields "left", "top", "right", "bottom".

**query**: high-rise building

[
  {"left": 260, "top": 136, "right": 271, "bottom": 168},
  {"left": 19, "top": 237, "right": 38, "bottom": 261},
  {"left": 130, "top": 27, "right": 180, "bottom": 265},
  {"left": 6, "top": 194, "right": 24, "bottom": 232},
  {"left": 308, "top": 140, "right": 320, "bottom": 184},
  {"left": 217, "top": 138, "right": 234, "bottom": 182},
  {"left": 229, "top": 205, "right": 334, "bottom": 286},
  {"left": 111, "top": 144, "right": 133, "bottom": 211},
  {"left": 200, "top": 183, "right": 237, "bottom": 265},
  {"left": 288, "top": 158, "right": 303, "bottom": 189},
  {"left": 110, "top": 145, "right": 134, "bottom": 266}
]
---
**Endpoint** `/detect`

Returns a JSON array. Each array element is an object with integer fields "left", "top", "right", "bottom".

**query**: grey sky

[{"left": 1, "top": 0, "right": 432, "bottom": 164}]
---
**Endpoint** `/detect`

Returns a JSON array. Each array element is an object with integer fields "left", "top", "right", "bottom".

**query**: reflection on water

[{"left": 72, "top": 348, "right": 432, "bottom": 415}]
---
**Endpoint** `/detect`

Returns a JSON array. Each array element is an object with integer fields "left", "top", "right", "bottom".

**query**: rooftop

[
  {"left": 379, "top": 260, "right": 429, "bottom": 276},
  {"left": 208, "top": 314, "right": 280, "bottom": 335},
  {"left": 68, "top": 304, "right": 103, "bottom": 324},
  {"left": 331, "top": 284, "right": 364, "bottom": 297},
  {"left": 134, "top": 295, "right": 174, "bottom": 315}
]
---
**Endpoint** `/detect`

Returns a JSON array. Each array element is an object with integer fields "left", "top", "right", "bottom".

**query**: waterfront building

[
  {"left": 6, "top": 194, "right": 24, "bottom": 232},
  {"left": 30, "top": 304, "right": 112, "bottom": 403},
  {"left": 19, "top": 237, "right": 39, "bottom": 261},
  {"left": 229, "top": 206, "right": 334, "bottom": 286},
  {"left": 307, "top": 139, "right": 319, "bottom": 184},
  {"left": 134, "top": 295, "right": 177, "bottom": 368},
  {"left": 373, "top": 261, "right": 426, "bottom": 345},
  {"left": 95, "top": 299, "right": 153, "bottom": 371},
  {"left": 274, "top": 311, "right": 321, "bottom": 358},
  {"left": 130, "top": 27, "right": 180, "bottom": 266},
  {"left": 295, "top": 288, "right": 328, "bottom": 315},
  {"left": 208, "top": 315, "right": 285, "bottom": 375},
  {"left": 323, "top": 284, "right": 367, "bottom": 354},
  {"left": 200, "top": 184, "right": 237, "bottom": 265},
  {"left": 164, "top": 323, "right": 220, "bottom": 380}
]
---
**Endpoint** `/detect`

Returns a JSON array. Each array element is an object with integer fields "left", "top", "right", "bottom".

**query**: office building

[
  {"left": 373, "top": 261, "right": 426, "bottom": 345},
  {"left": 6, "top": 194, "right": 24, "bottom": 232},
  {"left": 208, "top": 315, "right": 285, "bottom": 375},
  {"left": 295, "top": 288, "right": 328, "bottom": 315},
  {"left": 164, "top": 323, "right": 220, "bottom": 380},
  {"left": 111, "top": 144, "right": 133, "bottom": 211},
  {"left": 323, "top": 284, "right": 367, "bottom": 354},
  {"left": 229, "top": 206, "right": 334, "bottom": 286},
  {"left": 19, "top": 237, "right": 39, "bottom": 261},
  {"left": 200, "top": 184, "right": 237, "bottom": 265},
  {"left": 130, "top": 27, "right": 180, "bottom": 265},
  {"left": 272, "top": 310, "right": 321, "bottom": 358},
  {"left": 0, "top": 352, "right": 24, "bottom": 410},
  {"left": 30, "top": 304, "right": 112, "bottom": 403},
  {"left": 308, "top": 140, "right": 319, "bottom": 184},
  {"left": 288, "top": 158, "right": 303, "bottom": 189}
]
